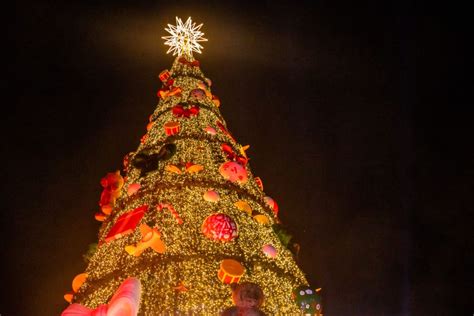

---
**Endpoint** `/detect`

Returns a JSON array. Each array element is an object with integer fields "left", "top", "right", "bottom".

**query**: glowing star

[{"left": 162, "top": 17, "right": 207, "bottom": 57}]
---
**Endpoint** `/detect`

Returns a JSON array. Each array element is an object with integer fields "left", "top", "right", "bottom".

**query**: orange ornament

[
  {"left": 165, "top": 164, "right": 182, "bottom": 174},
  {"left": 218, "top": 259, "right": 245, "bottom": 284},
  {"left": 163, "top": 121, "right": 180, "bottom": 136},
  {"left": 125, "top": 224, "right": 166, "bottom": 256},
  {"left": 212, "top": 95, "right": 220, "bottom": 107},
  {"left": 186, "top": 163, "right": 204, "bottom": 174},
  {"left": 72, "top": 273, "right": 88, "bottom": 292},
  {"left": 146, "top": 121, "right": 154, "bottom": 131},
  {"left": 253, "top": 214, "right": 270, "bottom": 225},
  {"left": 94, "top": 212, "right": 106, "bottom": 222},
  {"left": 64, "top": 292, "right": 73, "bottom": 303},
  {"left": 234, "top": 200, "right": 252, "bottom": 215}
]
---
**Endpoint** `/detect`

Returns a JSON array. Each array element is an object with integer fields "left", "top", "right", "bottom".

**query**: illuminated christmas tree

[{"left": 62, "top": 17, "right": 322, "bottom": 316}]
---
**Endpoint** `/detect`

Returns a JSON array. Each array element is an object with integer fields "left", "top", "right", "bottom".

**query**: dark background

[{"left": 3, "top": 1, "right": 472, "bottom": 315}]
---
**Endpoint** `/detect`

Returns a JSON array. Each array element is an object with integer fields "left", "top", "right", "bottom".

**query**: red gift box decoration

[{"left": 159, "top": 69, "right": 171, "bottom": 83}]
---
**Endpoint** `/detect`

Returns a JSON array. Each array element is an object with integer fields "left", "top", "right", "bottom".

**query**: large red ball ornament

[
  {"left": 202, "top": 213, "right": 238, "bottom": 242},
  {"left": 219, "top": 161, "right": 248, "bottom": 184}
]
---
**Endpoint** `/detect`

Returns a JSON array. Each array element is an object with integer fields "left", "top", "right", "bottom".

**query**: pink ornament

[
  {"left": 190, "top": 88, "right": 206, "bottom": 100},
  {"left": 264, "top": 196, "right": 279, "bottom": 216},
  {"left": 262, "top": 244, "right": 278, "bottom": 258},
  {"left": 204, "top": 126, "right": 217, "bottom": 135},
  {"left": 219, "top": 161, "right": 248, "bottom": 184},
  {"left": 127, "top": 183, "right": 141, "bottom": 196},
  {"left": 202, "top": 213, "right": 238, "bottom": 242},
  {"left": 203, "top": 190, "right": 220, "bottom": 202},
  {"left": 61, "top": 277, "right": 141, "bottom": 316}
]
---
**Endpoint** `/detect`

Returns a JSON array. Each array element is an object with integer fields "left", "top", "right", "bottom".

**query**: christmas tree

[{"left": 62, "top": 17, "right": 322, "bottom": 315}]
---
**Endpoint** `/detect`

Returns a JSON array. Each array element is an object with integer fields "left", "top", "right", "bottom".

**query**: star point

[{"left": 162, "top": 17, "right": 207, "bottom": 57}]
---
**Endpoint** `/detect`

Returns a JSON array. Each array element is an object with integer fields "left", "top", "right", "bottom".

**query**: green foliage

[
  {"left": 272, "top": 224, "right": 293, "bottom": 248},
  {"left": 82, "top": 243, "right": 98, "bottom": 263}
]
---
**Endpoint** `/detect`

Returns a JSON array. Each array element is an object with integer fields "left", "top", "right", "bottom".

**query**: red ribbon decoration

[
  {"left": 178, "top": 57, "right": 200, "bottom": 67},
  {"left": 172, "top": 104, "right": 200, "bottom": 118},
  {"left": 221, "top": 143, "right": 248, "bottom": 166},
  {"left": 216, "top": 120, "right": 236, "bottom": 142}
]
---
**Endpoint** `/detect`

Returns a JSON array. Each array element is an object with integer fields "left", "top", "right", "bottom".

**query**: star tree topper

[{"left": 162, "top": 17, "right": 207, "bottom": 57}]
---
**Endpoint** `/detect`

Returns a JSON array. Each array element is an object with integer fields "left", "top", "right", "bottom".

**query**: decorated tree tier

[{"left": 62, "top": 17, "right": 322, "bottom": 316}]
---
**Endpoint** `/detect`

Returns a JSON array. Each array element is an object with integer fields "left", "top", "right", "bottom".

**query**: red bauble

[
  {"left": 219, "top": 161, "right": 248, "bottom": 184},
  {"left": 264, "top": 196, "right": 279, "bottom": 216},
  {"left": 202, "top": 213, "right": 238, "bottom": 242}
]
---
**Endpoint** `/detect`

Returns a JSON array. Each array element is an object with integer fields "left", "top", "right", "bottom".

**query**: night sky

[{"left": 3, "top": 1, "right": 472, "bottom": 315}]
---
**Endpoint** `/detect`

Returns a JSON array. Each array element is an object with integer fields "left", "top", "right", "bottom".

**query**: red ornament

[
  {"left": 254, "top": 177, "right": 264, "bottom": 191},
  {"left": 204, "top": 126, "right": 217, "bottom": 135},
  {"left": 202, "top": 213, "right": 238, "bottom": 242},
  {"left": 216, "top": 120, "right": 236, "bottom": 142},
  {"left": 264, "top": 196, "right": 279, "bottom": 216},
  {"left": 159, "top": 69, "right": 171, "bottom": 83},
  {"left": 219, "top": 161, "right": 248, "bottom": 184},
  {"left": 98, "top": 171, "right": 124, "bottom": 215},
  {"left": 221, "top": 143, "right": 248, "bottom": 166},
  {"left": 127, "top": 183, "right": 140, "bottom": 196},
  {"left": 178, "top": 57, "right": 200, "bottom": 67},
  {"left": 100, "top": 171, "right": 124, "bottom": 191},
  {"left": 163, "top": 121, "right": 180, "bottom": 136},
  {"left": 172, "top": 104, "right": 200, "bottom": 118},
  {"left": 221, "top": 143, "right": 234, "bottom": 157},
  {"left": 105, "top": 205, "right": 148, "bottom": 242},
  {"left": 157, "top": 203, "right": 183, "bottom": 225}
]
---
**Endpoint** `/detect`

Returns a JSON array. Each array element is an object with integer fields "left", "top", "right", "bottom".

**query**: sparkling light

[{"left": 162, "top": 17, "right": 208, "bottom": 57}]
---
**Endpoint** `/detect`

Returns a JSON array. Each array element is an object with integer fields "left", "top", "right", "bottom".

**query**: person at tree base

[{"left": 221, "top": 282, "right": 267, "bottom": 316}]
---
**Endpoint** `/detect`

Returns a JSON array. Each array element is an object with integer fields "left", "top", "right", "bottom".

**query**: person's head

[{"left": 231, "top": 282, "right": 265, "bottom": 309}]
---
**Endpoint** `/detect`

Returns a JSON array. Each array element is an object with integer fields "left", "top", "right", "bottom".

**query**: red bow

[
  {"left": 216, "top": 120, "right": 236, "bottom": 142},
  {"left": 172, "top": 105, "right": 200, "bottom": 118},
  {"left": 178, "top": 57, "right": 200, "bottom": 67},
  {"left": 61, "top": 277, "right": 141, "bottom": 316},
  {"left": 221, "top": 143, "right": 248, "bottom": 166}
]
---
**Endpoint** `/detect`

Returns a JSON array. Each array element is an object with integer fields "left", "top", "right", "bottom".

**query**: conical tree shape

[{"left": 70, "top": 54, "right": 316, "bottom": 314}]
